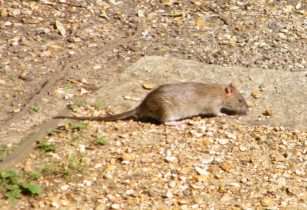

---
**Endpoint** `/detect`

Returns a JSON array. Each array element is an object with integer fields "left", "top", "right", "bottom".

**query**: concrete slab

[{"left": 94, "top": 56, "right": 307, "bottom": 129}]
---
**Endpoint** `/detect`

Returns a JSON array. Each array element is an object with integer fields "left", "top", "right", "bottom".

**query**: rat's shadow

[
  {"left": 105, "top": 108, "right": 238, "bottom": 125},
  {"left": 137, "top": 113, "right": 219, "bottom": 125},
  {"left": 220, "top": 108, "right": 242, "bottom": 115}
]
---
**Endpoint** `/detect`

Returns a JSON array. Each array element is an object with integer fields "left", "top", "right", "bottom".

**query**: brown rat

[{"left": 54, "top": 82, "right": 248, "bottom": 123}]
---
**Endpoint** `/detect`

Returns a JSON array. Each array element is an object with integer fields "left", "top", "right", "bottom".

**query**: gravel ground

[
  {"left": 0, "top": 0, "right": 306, "bottom": 209},
  {"left": 1, "top": 117, "right": 307, "bottom": 209}
]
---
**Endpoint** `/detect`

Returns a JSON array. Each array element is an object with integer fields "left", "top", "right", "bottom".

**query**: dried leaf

[
  {"left": 251, "top": 89, "right": 262, "bottom": 99},
  {"left": 99, "top": 9, "right": 109, "bottom": 19},
  {"left": 161, "top": 0, "right": 176, "bottom": 6},
  {"left": 142, "top": 82, "right": 155, "bottom": 90},
  {"left": 55, "top": 20, "right": 66, "bottom": 37},
  {"left": 191, "top": 0, "right": 202, "bottom": 6},
  {"left": 263, "top": 108, "right": 273, "bottom": 116},
  {"left": 195, "top": 15, "right": 206, "bottom": 30}
]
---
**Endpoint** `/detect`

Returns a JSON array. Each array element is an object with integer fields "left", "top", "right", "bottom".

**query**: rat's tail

[{"left": 54, "top": 109, "right": 137, "bottom": 121}]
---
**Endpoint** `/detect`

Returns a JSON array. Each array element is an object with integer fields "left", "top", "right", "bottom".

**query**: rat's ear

[{"left": 225, "top": 83, "right": 235, "bottom": 96}]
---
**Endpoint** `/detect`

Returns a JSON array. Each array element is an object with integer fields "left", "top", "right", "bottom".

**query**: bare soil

[{"left": 0, "top": 0, "right": 306, "bottom": 209}]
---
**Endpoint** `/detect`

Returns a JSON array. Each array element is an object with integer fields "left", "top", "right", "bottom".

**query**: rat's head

[{"left": 221, "top": 83, "right": 248, "bottom": 115}]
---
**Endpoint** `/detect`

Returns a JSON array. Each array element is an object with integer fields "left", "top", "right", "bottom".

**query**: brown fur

[{"left": 54, "top": 82, "right": 248, "bottom": 123}]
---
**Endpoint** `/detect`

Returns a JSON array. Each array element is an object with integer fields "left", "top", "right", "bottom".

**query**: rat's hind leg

[
  {"left": 159, "top": 110, "right": 178, "bottom": 123},
  {"left": 159, "top": 111, "right": 186, "bottom": 129}
]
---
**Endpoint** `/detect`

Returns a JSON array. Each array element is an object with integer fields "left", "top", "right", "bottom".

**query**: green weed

[
  {"left": 96, "top": 135, "right": 107, "bottom": 145},
  {"left": 70, "top": 122, "right": 88, "bottom": 131},
  {"left": 36, "top": 141, "right": 56, "bottom": 153},
  {"left": 0, "top": 170, "right": 42, "bottom": 201}
]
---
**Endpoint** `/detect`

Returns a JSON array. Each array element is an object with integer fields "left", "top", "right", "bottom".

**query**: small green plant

[
  {"left": 70, "top": 122, "right": 88, "bottom": 130},
  {"left": 47, "top": 128, "right": 56, "bottom": 135},
  {"left": 21, "top": 183, "right": 42, "bottom": 196},
  {"left": 63, "top": 83, "right": 73, "bottom": 92},
  {"left": 73, "top": 99, "right": 87, "bottom": 108},
  {"left": 5, "top": 184, "right": 22, "bottom": 200},
  {"left": 50, "top": 154, "right": 86, "bottom": 178},
  {"left": 27, "top": 171, "right": 41, "bottom": 180},
  {"left": 96, "top": 135, "right": 107, "bottom": 145},
  {"left": 67, "top": 154, "right": 84, "bottom": 172},
  {"left": 0, "top": 145, "right": 10, "bottom": 161},
  {"left": 40, "top": 153, "right": 87, "bottom": 181},
  {"left": 0, "top": 170, "right": 42, "bottom": 201},
  {"left": 31, "top": 105, "right": 39, "bottom": 113},
  {"left": 36, "top": 141, "right": 56, "bottom": 153},
  {"left": 94, "top": 99, "right": 104, "bottom": 110},
  {"left": 41, "top": 163, "right": 63, "bottom": 177}
]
